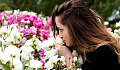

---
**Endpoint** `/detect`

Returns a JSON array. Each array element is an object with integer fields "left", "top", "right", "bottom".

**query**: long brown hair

[{"left": 51, "top": 0, "right": 120, "bottom": 62}]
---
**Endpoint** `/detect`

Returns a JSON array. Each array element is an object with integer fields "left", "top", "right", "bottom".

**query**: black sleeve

[{"left": 81, "top": 45, "right": 119, "bottom": 70}]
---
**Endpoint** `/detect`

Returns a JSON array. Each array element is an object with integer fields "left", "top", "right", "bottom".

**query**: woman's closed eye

[{"left": 59, "top": 29, "right": 63, "bottom": 32}]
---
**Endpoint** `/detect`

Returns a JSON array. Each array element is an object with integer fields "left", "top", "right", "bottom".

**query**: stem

[
  {"left": 10, "top": 57, "right": 13, "bottom": 70},
  {"left": 4, "top": 28, "right": 13, "bottom": 40},
  {"left": 69, "top": 56, "right": 71, "bottom": 68}
]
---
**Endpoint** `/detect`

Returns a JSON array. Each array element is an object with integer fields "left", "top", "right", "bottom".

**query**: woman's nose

[{"left": 58, "top": 32, "right": 63, "bottom": 38}]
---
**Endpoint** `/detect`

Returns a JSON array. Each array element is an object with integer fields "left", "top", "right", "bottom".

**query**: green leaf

[{"left": 0, "top": 62, "right": 11, "bottom": 70}]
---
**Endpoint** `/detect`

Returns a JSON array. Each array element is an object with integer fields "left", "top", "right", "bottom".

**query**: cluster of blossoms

[
  {"left": 0, "top": 10, "right": 82, "bottom": 70},
  {"left": 105, "top": 21, "right": 120, "bottom": 44},
  {"left": 0, "top": 24, "right": 43, "bottom": 70},
  {"left": 0, "top": 10, "right": 50, "bottom": 70},
  {"left": 0, "top": 10, "right": 51, "bottom": 42},
  {"left": 42, "top": 35, "right": 82, "bottom": 70}
]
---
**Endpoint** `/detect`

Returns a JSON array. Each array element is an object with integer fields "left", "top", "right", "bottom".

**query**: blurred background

[{"left": 0, "top": 0, "right": 120, "bottom": 28}]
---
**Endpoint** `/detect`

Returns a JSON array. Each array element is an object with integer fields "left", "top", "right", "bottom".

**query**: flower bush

[
  {"left": 105, "top": 21, "right": 120, "bottom": 44},
  {"left": 0, "top": 10, "right": 50, "bottom": 70},
  {"left": 1, "top": 9, "right": 119, "bottom": 70},
  {"left": 0, "top": 10, "right": 81, "bottom": 70}
]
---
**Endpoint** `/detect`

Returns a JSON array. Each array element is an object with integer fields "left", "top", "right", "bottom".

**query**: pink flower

[
  {"left": 29, "top": 26, "right": 37, "bottom": 35},
  {"left": 47, "top": 17, "right": 52, "bottom": 26},
  {"left": 30, "top": 16, "right": 37, "bottom": 21},
  {"left": 4, "top": 20, "right": 8, "bottom": 26},
  {"left": 44, "top": 17, "right": 52, "bottom": 30},
  {"left": 8, "top": 14, "right": 17, "bottom": 25},
  {"left": 107, "top": 28, "right": 112, "bottom": 32},
  {"left": 16, "top": 26, "right": 22, "bottom": 32},
  {"left": 17, "top": 14, "right": 23, "bottom": 24},
  {"left": 23, "top": 15, "right": 30, "bottom": 21},
  {"left": 0, "top": 11, "right": 11, "bottom": 17},
  {"left": 0, "top": 16, "right": 2, "bottom": 24},
  {"left": 38, "top": 14, "right": 42, "bottom": 18},
  {"left": 15, "top": 38, "right": 27, "bottom": 47},
  {"left": 29, "top": 16, "right": 37, "bottom": 25},
  {"left": 40, "top": 60, "right": 45, "bottom": 69},
  {"left": 35, "top": 59, "right": 39, "bottom": 61},
  {"left": 33, "top": 19, "right": 44, "bottom": 28},
  {"left": 41, "top": 30, "right": 50, "bottom": 41},
  {"left": 24, "top": 29, "right": 31, "bottom": 36}
]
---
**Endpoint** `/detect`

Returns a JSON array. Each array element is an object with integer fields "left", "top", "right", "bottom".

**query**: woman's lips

[{"left": 63, "top": 40, "right": 66, "bottom": 43}]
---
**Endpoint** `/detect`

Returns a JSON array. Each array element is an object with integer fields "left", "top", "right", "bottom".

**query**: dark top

[{"left": 81, "top": 45, "right": 120, "bottom": 70}]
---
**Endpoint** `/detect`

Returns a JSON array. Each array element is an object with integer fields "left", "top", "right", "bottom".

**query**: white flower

[
  {"left": 13, "top": 10, "right": 20, "bottom": 15},
  {"left": 12, "top": 58, "right": 23, "bottom": 70},
  {"left": 20, "top": 46, "right": 34, "bottom": 54},
  {"left": 9, "top": 24, "right": 17, "bottom": 30},
  {"left": 49, "top": 31, "right": 54, "bottom": 37},
  {"left": 114, "top": 29, "right": 119, "bottom": 33},
  {"left": 42, "top": 37, "right": 55, "bottom": 51},
  {"left": 55, "top": 36, "right": 64, "bottom": 45},
  {"left": 108, "top": 31, "right": 118, "bottom": 39},
  {"left": 73, "top": 57, "right": 77, "bottom": 62},
  {"left": 5, "top": 36, "right": 14, "bottom": 45},
  {"left": 24, "top": 39, "right": 33, "bottom": 47},
  {"left": 60, "top": 56, "right": 65, "bottom": 62},
  {"left": 116, "top": 22, "right": 120, "bottom": 27},
  {"left": 28, "top": 12, "right": 37, "bottom": 16},
  {"left": 72, "top": 50, "right": 83, "bottom": 67},
  {"left": 4, "top": 24, "right": 23, "bottom": 44},
  {"left": 0, "top": 47, "right": 2, "bottom": 52},
  {"left": 21, "top": 19, "right": 25, "bottom": 23},
  {"left": 35, "top": 38, "right": 42, "bottom": 51},
  {"left": 0, "top": 26, "right": 8, "bottom": 35},
  {"left": 45, "top": 48, "right": 57, "bottom": 60},
  {"left": 78, "top": 55, "right": 83, "bottom": 67},
  {"left": 0, "top": 52, "right": 11, "bottom": 64},
  {"left": 49, "top": 55, "right": 59, "bottom": 64},
  {"left": 21, "top": 11, "right": 37, "bottom": 16},
  {"left": 21, "top": 11, "right": 28, "bottom": 15},
  {"left": 20, "top": 46, "right": 34, "bottom": 61},
  {"left": 45, "top": 61, "right": 54, "bottom": 70},
  {"left": 0, "top": 38, "right": 6, "bottom": 46},
  {"left": 8, "top": 10, "right": 13, "bottom": 14},
  {"left": 59, "top": 56, "right": 66, "bottom": 65},
  {"left": 29, "top": 59, "right": 43, "bottom": 69},
  {"left": 5, "top": 45, "right": 20, "bottom": 58},
  {"left": 72, "top": 50, "right": 78, "bottom": 57},
  {"left": 43, "top": 18, "right": 47, "bottom": 24},
  {"left": 104, "top": 21, "right": 109, "bottom": 25},
  {"left": 10, "top": 28, "right": 23, "bottom": 43},
  {"left": 26, "top": 20, "right": 30, "bottom": 24},
  {"left": 20, "top": 52, "right": 30, "bottom": 61}
]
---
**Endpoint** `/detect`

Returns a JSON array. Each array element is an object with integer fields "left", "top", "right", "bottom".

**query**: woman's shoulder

[
  {"left": 94, "top": 44, "right": 118, "bottom": 56},
  {"left": 97, "top": 44, "right": 114, "bottom": 51},
  {"left": 81, "top": 44, "right": 119, "bottom": 70},
  {"left": 95, "top": 44, "right": 115, "bottom": 53},
  {"left": 86, "top": 44, "right": 119, "bottom": 63},
  {"left": 88, "top": 44, "right": 117, "bottom": 58}
]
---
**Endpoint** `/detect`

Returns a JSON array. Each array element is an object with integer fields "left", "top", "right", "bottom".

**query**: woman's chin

[
  {"left": 63, "top": 43, "right": 72, "bottom": 47},
  {"left": 66, "top": 43, "right": 71, "bottom": 47}
]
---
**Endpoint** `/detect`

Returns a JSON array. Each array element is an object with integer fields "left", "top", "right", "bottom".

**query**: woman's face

[{"left": 55, "top": 17, "right": 72, "bottom": 47}]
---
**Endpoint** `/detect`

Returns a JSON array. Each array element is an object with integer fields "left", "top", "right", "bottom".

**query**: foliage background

[{"left": 0, "top": 0, "right": 120, "bottom": 27}]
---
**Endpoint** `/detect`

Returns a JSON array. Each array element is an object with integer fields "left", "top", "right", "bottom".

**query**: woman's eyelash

[{"left": 59, "top": 29, "right": 63, "bottom": 31}]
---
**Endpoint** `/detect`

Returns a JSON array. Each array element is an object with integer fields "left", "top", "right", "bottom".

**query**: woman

[{"left": 51, "top": 0, "right": 120, "bottom": 70}]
